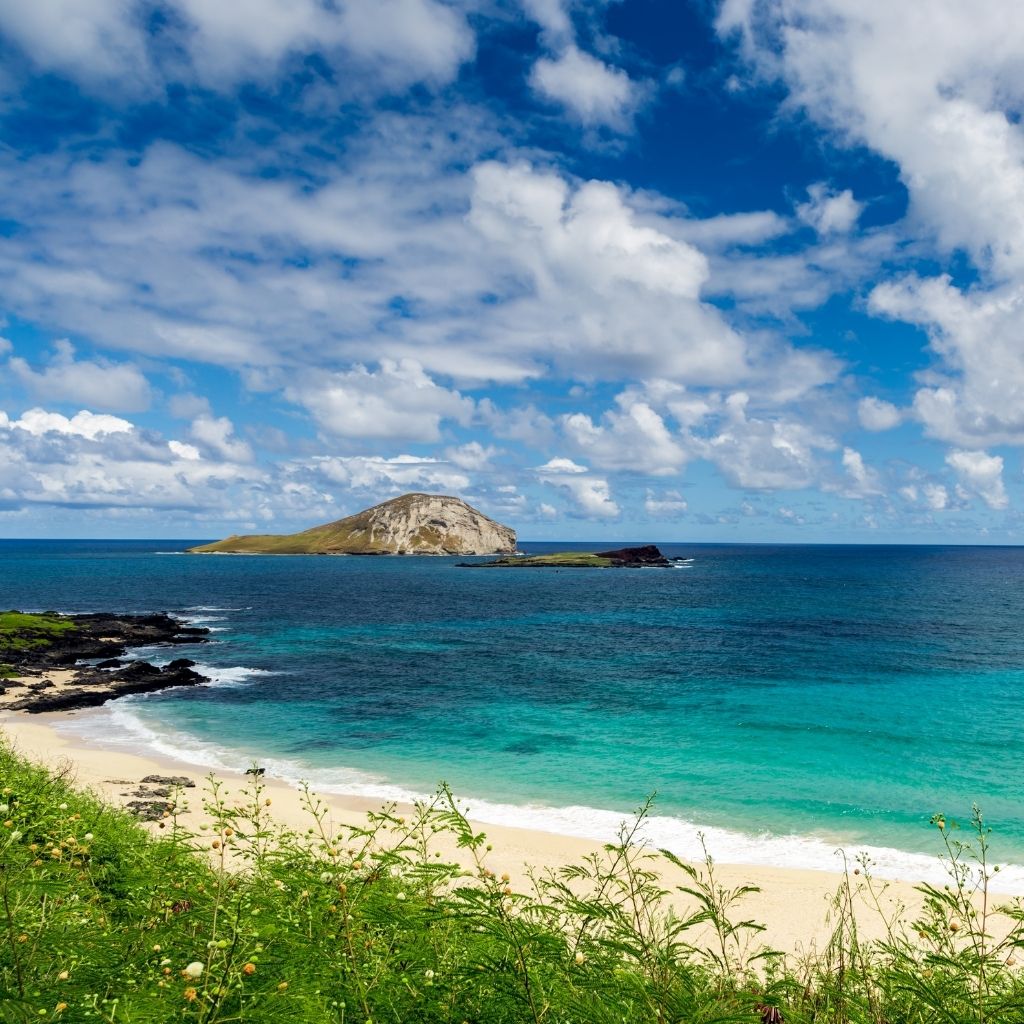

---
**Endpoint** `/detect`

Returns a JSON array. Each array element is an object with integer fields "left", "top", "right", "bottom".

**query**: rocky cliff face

[{"left": 189, "top": 493, "right": 517, "bottom": 555}]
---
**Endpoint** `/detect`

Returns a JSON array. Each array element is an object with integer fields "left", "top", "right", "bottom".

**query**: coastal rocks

[
  {"left": 464, "top": 544, "right": 678, "bottom": 568},
  {"left": 7, "top": 659, "right": 207, "bottom": 713},
  {"left": 188, "top": 492, "right": 517, "bottom": 556},
  {"left": 0, "top": 611, "right": 211, "bottom": 713},
  {"left": 595, "top": 545, "right": 671, "bottom": 567}
]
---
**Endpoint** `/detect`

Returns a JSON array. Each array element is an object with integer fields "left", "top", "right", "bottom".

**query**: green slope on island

[{"left": 188, "top": 492, "right": 517, "bottom": 556}]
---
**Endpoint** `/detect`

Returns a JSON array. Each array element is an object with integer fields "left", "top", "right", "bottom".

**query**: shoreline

[{"left": 4, "top": 706, "right": 1020, "bottom": 954}]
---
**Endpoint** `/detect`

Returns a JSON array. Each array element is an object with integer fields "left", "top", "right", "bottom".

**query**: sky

[{"left": 0, "top": 0, "right": 1023, "bottom": 543}]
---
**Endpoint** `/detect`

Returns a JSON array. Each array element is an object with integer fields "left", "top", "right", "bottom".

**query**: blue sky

[{"left": 1, "top": 0, "right": 1022, "bottom": 542}]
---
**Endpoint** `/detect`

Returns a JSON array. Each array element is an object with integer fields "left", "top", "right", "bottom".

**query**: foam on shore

[{"left": 56, "top": 702, "right": 1024, "bottom": 894}]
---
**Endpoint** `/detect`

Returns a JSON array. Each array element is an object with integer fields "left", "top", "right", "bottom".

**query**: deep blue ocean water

[{"left": 3, "top": 540, "right": 1024, "bottom": 883}]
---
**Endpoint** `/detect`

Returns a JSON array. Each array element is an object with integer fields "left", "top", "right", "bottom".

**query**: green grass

[
  {"left": 0, "top": 612, "right": 77, "bottom": 656},
  {"left": 1, "top": 738, "right": 1024, "bottom": 1023},
  {"left": 474, "top": 553, "right": 615, "bottom": 568}
]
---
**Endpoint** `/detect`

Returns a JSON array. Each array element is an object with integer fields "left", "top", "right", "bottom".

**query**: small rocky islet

[
  {"left": 461, "top": 544, "right": 683, "bottom": 568},
  {"left": 0, "top": 610, "right": 210, "bottom": 713}
]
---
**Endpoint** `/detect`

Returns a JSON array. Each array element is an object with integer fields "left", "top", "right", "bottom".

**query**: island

[
  {"left": 188, "top": 492, "right": 516, "bottom": 556},
  {"left": 0, "top": 610, "right": 210, "bottom": 713},
  {"left": 462, "top": 544, "right": 676, "bottom": 568}
]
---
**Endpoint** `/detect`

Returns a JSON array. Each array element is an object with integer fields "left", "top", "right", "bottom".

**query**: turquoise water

[{"left": 3, "top": 540, "right": 1024, "bottom": 882}]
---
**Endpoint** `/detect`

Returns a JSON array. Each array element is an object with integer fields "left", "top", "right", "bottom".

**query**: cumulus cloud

[
  {"left": 721, "top": 0, "right": 1024, "bottom": 458},
  {"left": 858, "top": 396, "right": 901, "bottom": 432},
  {"left": 871, "top": 275, "right": 1024, "bottom": 447},
  {"left": 189, "top": 415, "right": 253, "bottom": 463},
  {"left": 837, "top": 446, "right": 883, "bottom": 498},
  {"left": 0, "top": 407, "right": 265, "bottom": 511},
  {"left": 306, "top": 454, "right": 470, "bottom": 494},
  {"left": 697, "top": 392, "right": 836, "bottom": 490},
  {"left": 945, "top": 449, "right": 1009, "bottom": 510},
  {"left": 8, "top": 340, "right": 151, "bottom": 412},
  {"left": 287, "top": 360, "right": 473, "bottom": 442},
  {"left": 0, "top": 0, "right": 475, "bottom": 93},
  {"left": 10, "top": 407, "right": 134, "bottom": 439},
  {"left": 535, "top": 456, "right": 619, "bottom": 518},
  {"left": 644, "top": 488, "right": 688, "bottom": 517},
  {"left": 530, "top": 46, "right": 647, "bottom": 130},
  {"left": 796, "top": 183, "right": 862, "bottom": 235},
  {"left": 469, "top": 161, "right": 752, "bottom": 382},
  {"left": 562, "top": 391, "right": 688, "bottom": 475}
]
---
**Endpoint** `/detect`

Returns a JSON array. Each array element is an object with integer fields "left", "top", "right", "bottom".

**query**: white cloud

[
  {"left": 562, "top": 391, "right": 688, "bottom": 475},
  {"left": 469, "top": 161, "right": 752, "bottom": 383},
  {"left": 306, "top": 454, "right": 470, "bottom": 494},
  {"left": 697, "top": 392, "right": 836, "bottom": 490},
  {"left": 8, "top": 340, "right": 151, "bottom": 412},
  {"left": 444, "top": 441, "right": 496, "bottom": 471},
  {"left": 190, "top": 415, "right": 253, "bottom": 463},
  {"left": 945, "top": 449, "right": 1009, "bottom": 509},
  {"left": 858, "top": 396, "right": 901, "bottom": 432},
  {"left": 644, "top": 488, "right": 688, "bottom": 517},
  {"left": 168, "top": 440, "right": 201, "bottom": 461},
  {"left": 287, "top": 360, "right": 473, "bottom": 442},
  {"left": 536, "top": 456, "right": 588, "bottom": 475},
  {"left": 838, "top": 446, "right": 882, "bottom": 498},
  {"left": 0, "top": 0, "right": 475, "bottom": 93},
  {"left": 530, "top": 45, "right": 647, "bottom": 130},
  {"left": 796, "top": 183, "right": 862, "bottom": 235},
  {"left": 11, "top": 407, "right": 134, "bottom": 439},
  {"left": 721, "top": 0, "right": 1024, "bottom": 456},
  {"left": 922, "top": 482, "right": 949, "bottom": 511},
  {"left": 534, "top": 455, "right": 619, "bottom": 517},
  {"left": 871, "top": 275, "right": 1024, "bottom": 447}
]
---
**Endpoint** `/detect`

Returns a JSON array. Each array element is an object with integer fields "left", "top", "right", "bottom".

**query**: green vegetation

[
  {"left": 0, "top": 612, "right": 76, "bottom": 657},
  {"left": 2, "top": 739, "right": 1024, "bottom": 1023},
  {"left": 472, "top": 553, "right": 615, "bottom": 568}
]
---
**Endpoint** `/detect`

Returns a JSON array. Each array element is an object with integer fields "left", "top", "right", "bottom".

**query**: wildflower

[
  {"left": 396, "top": 892, "right": 406, "bottom": 901},
  {"left": 243, "top": 963, "right": 256, "bottom": 975},
  {"left": 352, "top": 860, "right": 362, "bottom": 870},
  {"left": 83, "top": 833, "right": 93, "bottom": 842},
  {"left": 338, "top": 883, "right": 347, "bottom": 896},
  {"left": 0, "top": 803, "right": 8, "bottom": 814},
  {"left": 223, "top": 827, "right": 233, "bottom": 837},
  {"left": 57, "top": 971, "right": 69, "bottom": 981},
  {"left": 277, "top": 981, "right": 288, "bottom": 992},
  {"left": 424, "top": 969, "right": 435, "bottom": 982},
  {"left": 183, "top": 962, "right": 205, "bottom": 980},
  {"left": 274, "top": 879, "right": 285, "bottom": 890},
  {"left": 265, "top": 799, "right": 272, "bottom": 806},
  {"left": 17, "top": 934, "right": 28, "bottom": 943},
  {"left": 10, "top": 830, "right": 21, "bottom": 841},
  {"left": 574, "top": 952, "right": 586, "bottom": 966},
  {"left": 59, "top": 803, "right": 68, "bottom": 810},
  {"left": 950, "top": 920, "right": 961, "bottom": 932},
  {"left": 183, "top": 987, "right": 198, "bottom": 1002},
  {"left": 212, "top": 840, "right": 221, "bottom": 849},
  {"left": 55, "top": 1004, "right": 68, "bottom": 1014},
  {"left": 152, "top": 944, "right": 161, "bottom": 952},
  {"left": 500, "top": 873, "right": 510, "bottom": 882}
]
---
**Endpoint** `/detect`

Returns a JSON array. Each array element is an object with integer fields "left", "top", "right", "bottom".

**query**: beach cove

[{"left": 3, "top": 539, "right": 1024, "bottom": 912}]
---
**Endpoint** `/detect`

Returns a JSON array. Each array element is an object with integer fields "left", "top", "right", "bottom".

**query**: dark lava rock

[
  {"left": 4, "top": 613, "right": 211, "bottom": 712},
  {"left": 126, "top": 800, "right": 167, "bottom": 821},
  {"left": 141, "top": 775, "right": 195, "bottom": 788},
  {"left": 595, "top": 545, "right": 671, "bottom": 567}
]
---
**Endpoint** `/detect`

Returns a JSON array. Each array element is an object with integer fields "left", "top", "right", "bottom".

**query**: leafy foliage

[{"left": 1, "top": 739, "right": 1023, "bottom": 1022}]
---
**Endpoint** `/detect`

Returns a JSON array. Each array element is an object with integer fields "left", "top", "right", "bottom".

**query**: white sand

[{"left": 0, "top": 708, "right": 970, "bottom": 956}]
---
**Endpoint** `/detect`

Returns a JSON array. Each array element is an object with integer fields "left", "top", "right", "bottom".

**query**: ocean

[{"left": 3, "top": 539, "right": 1024, "bottom": 888}]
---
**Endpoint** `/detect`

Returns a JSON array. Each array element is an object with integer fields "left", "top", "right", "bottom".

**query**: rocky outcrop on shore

[
  {"left": 0, "top": 611, "right": 210, "bottom": 714},
  {"left": 594, "top": 545, "right": 671, "bottom": 567},
  {"left": 188, "top": 492, "right": 517, "bottom": 555},
  {"left": 462, "top": 544, "right": 677, "bottom": 568}
]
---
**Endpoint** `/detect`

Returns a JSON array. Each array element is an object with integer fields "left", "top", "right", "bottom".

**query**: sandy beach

[{"left": 0, "top": 706, "right": 981, "bottom": 958}]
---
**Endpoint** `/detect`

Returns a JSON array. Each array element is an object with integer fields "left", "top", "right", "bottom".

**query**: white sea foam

[
  {"left": 187, "top": 664, "right": 275, "bottom": 688},
  {"left": 52, "top": 708, "right": 1024, "bottom": 894}
]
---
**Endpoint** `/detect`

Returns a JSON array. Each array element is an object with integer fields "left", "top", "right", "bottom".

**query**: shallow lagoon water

[{"left": 4, "top": 539, "right": 1024, "bottom": 884}]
